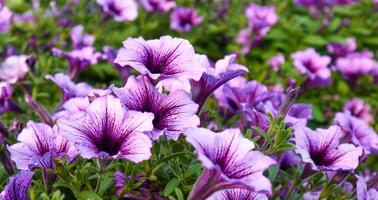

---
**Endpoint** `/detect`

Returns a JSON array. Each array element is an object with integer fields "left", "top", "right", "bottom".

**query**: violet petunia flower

[
  {"left": 58, "top": 95, "right": 154, "bottom": 161},
  {"left": 191, "top": 54, "right": 248, "bottom": 112},
  {"left": 327, "top": 37, "right": 356, "bottom": 58},
  {"left": 294, "top": 125, "right": 363, "bottom": 171},
  {"left": 52, "top": 47, "right": 102, "bottom": 79},
  {"left": 45, "top": 73, "right": 93, "bottom": 101},
  {"left": 112, "top": 75, "right": 200, "bottom": 140},
  {"left": 267, "top": 53, "right": 284, "bottom": 72},
  {"left": 0, "top": 82, "right": 22, "bottom": 115},
  {"left": 0, "top": 55, "right": 30, "bottom": 84},
  {"left": 0, "top": 6, "right": 12, "bottom": 33},
  {"left": 241, "top": 104, "right": 269, "bottom": 142},
  {"left": 140, "top": 0, "right": 176, "bottom": 13},
  {"left": 170, "top": 7, "right": 203, "bottom": 33},
  {"left": 184, "top": 128, "right": 276, "bottom": 199},
  {"left": 207, "top": 189, "right": 268, "bottom": 200},
  {"left": 8, "top": 121, "right": 78, "bottom": 170},
  {"left": 335, "top": 51, "right": 378, "bottom": 85},
  {"left": 333, "top": 111, "right": 378, "bottom": 155},
  {"left": 291, "top": 48, "right": 332, "bottom": 87},
  {"left": 115, "top": 36, "right": 204, "bottom": 83},
  {"left": 278, "top": 150, "right": 302, "bottom": 170},
  {"left": 356, "top": 175, "right": 378, "bottom": 200},
  {"left": 70, "top": 25, "right": 95, "bottom": 49},
  {"left": 214, "top": 77, "right": 269, "bottom": 113},
  {"left": 343, "top": 98, "right": 373, "bottom": 123},
  {"left": 245, "top": 3, "right": 278, "bottom": 36},
  {"left": 96, "top": 0, "right": 138, "bottom": 22},
  {"left": 0, "top": 171, "right": 34, "bottom": 200}
]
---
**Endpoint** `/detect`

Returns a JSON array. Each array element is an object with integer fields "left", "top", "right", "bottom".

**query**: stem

[{"left": 42, "top": 169, "right": 57, "bottom": 194}]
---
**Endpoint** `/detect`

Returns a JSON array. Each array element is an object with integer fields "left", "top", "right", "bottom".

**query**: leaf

[
  {"left": 268, "top": 166, "right": 278, "bottom": 181},
  {"left": 175, "top": 188, "right": 185, "bottom": 200},
  {"left": 77, "top": 191, "right": 102, "bottom": 200},
  {"left": 163, "top": 178, "right": 180, "bottom": 197},
  {"left": 303, "top": 35, "right": 328, "bottom": 46},
  {"left": 253, "top": 126, "right": 273, "bottom": 147}
]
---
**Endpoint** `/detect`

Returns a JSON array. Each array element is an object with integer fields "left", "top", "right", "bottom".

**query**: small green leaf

[
  {"left": 163, "top": 178, "right": 180, "bottom": 197},
  {"left": 77, "top": 191, "right": 102, "bottom": 200},
  {"left": 303, "top": 35, "right": 328, "bottom": 46},
  {"left": 175, "top": 188, "right": 185, "bottom": 200},
  {"left": 268, "top": 166, "right": 278, "bottom": 181}
]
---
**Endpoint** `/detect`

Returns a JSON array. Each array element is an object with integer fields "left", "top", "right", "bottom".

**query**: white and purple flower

[
  {"left": 343, "top": 98, "right": 373, "bottom": 123},
  {"left": 170, "top": 7, "right": 203, "bottom": 33},
  {"left": 97, "top": 0, "right": 138, "bottom": 22},
  {"left": 0, "top": 55, "right": 30, "bottom": 84},
  {"left": 140, "top": 0, "right": 176, "bottom": 13}
]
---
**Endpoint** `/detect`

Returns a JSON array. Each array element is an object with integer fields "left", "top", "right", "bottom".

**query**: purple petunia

[
  {"left": 0, "top": 55, "right": 30, "bottom": 84},
  {"left": 96, "top": 0, "right": 138, "bottom": 22},
  {"left": 356, "top": 175, "right": 378, "bottom": 200},
  {"left": 112, "top": 75, "right": 200, "bottom": 140},
  {"left": 245, "top": 3, "right": 278, "bottom": 35},
  {"left": 291, "top": 48, "right": 331, "bottom": 87},
  {"left": 191, "top": 54, "right": 248, "bottom": 112},
  {"left": 8, "top": 121, "right": 78, "bottom": 170},
  {"left": 70, "top": 25, "right": 95, "bottom": 49},
  {"left": 184, "top": 128, "right": 276, "bottom": 199},
  {"left": 170, "top": 7, "right": 203, "bottom": 33},
  {"left": 58, "top": 95, "right": 154, "bottom": 161},
  {"left": 327, "top": 37, "right": 356, "bottom": 58},
  {"left": 267, "top": 53, "right": 285, "bottom": 72},
  {"left": 0, "top": 6, "right": 12, "bottom": 33},
  {"left": 0, "top": 171, "right": 34, "bottom": 200},
  {"left": 207, "top": 189, "right": 268, "bottom": 200},
  {"left": 294, "top": 125, "right": 362, "bottom": 171},
  {"left": 115, "top": 36, "right": 204, "bottom": 84},
  {"left": 343, "top": 98, "right": 373, "bottom": 123},
  {"left": 140, "top": 0, "right": 176, "bottom": 13},
  {"left": 333, "top": 111, "right": 378, "bottom": 155},
  {"left": 0, "top": 82, "right": 21, "bottom": 115}
]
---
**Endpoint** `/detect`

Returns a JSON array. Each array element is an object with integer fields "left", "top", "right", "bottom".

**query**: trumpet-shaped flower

[
  {"left": 58, "top": 95, "right": 154, "bottom": 162},
  {"left": 343, "top": 98, "right": 373, "bottom": 123},
  {"left": 0, "top": 171, "right": 34, "bottom": 200},
  {"left": 170, "top": 7, "right": 203, "bottom": 33},
  {"left": 0, "top": 55, "right": 29, "bottom": 84},
  {"left": 184, "top": 128, "right": 276, "bottom": 199},
  {"left": 97, "top": 0, "right": 138, "bottom": 22},
  {"left": 8, "top": 121, "right": 78, "bottom": 170},
  {"left": 112, "top": 75, "right": 199, "bottom": 140},
  {"left": 140, "top": 0, "right": 176, "bottom": 13}
]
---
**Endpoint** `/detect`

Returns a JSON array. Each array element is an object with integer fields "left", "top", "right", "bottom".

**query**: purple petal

[
  {"left": 207, "top": 189, "right": 268, "bottom": 200},
  {"left": 0, "top": 171, "right": 34, "bottom": 200}
]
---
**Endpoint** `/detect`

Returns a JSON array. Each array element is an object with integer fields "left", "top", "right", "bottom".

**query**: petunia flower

[
  {"left": 267, "top": 53, "right": 284, "bottom": 72},
  {"left": 96, "top": 0, "right": 138, "bottom": 22},
  {"left": 114, "top": 36, "right": 204, "bottom": 83},
  {"left": 0, "top": 6, "right": 12, "bottom": 33},
  {"left": 343, "top": 98, "right": 373, "bottom": 123},
  {"left": 214, "top": 77, "right": 269, "bottom": 113},
  {"left": 327, "top": 37, "right": 356, "bottom": 58},
  {"left": 112, "top": 75, "right": 200, "bottom": 140},
  {"left": 333, "top": 112, "right": 378, "bottom": 155},
  {"left": 294, "top": 125, "right": 362, "bottom": 171},
  {"left": 70, "top": 25, "right": 95, "bottom": 49},
  {"left": 8, "top": 121, "right": 78, "bottom": 170},
  {"left": 191, "top": 54, "right": 248, "bottom": 112},
  {"left": 58, "top": 95, "right": 154, "bottom": 161},
  {"left": 0, "top": 171, "right": 34, "bottom": 200},
  {"left": 356, "top": 175, "right": 378, "bottom": 200},
  {"left": 291, "top": 48, "right": 331, "bottom": 87},
  {"left": 245, "top": 3, "right": 278, "bottom": 36},
  {"left": 207, "top": 189, "right": 268, "bottom": 200},
  {"left": 184, "top": 128, "right": 276, "bottom": 199},
  {"left": 170, "top": 7, "right": 203, "bottom": 33},
  {"left": 45, "top": 73, "right": 93, "bottom": 101},
  {"left": 140, "top": 0, "right": 176, "bottom": 13},
  {"left": 0, "top": 82, "right": 22, "bottom": 115},
  {"left": 0, "top": 55, "right": 30, "bottom": 84}
]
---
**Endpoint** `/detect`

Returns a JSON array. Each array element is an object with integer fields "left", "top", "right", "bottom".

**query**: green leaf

[
  {"left": 303, "top": 35, "right": 328, "bottom": 46},
  {"left": 268, "top": 166, "right": 278, "bottom": 181},
  {"left": 175, "top": 188, "right": 185, "bottom": 200},
  {"left": 163, "top": 178, "right": 180, "bottom": 197},
  {"left": 253, "top": 127, "right": 273, "bottom": 147},
  {"left": 77, "top": 191, "right": 102, "bottom": 200}
]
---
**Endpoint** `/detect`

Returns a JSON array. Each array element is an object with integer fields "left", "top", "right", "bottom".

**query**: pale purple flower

[
  {"left": 242, "top": 104, "right": 269, "bottom": 140},
  {"left": 112, "top": 75, "right": 200, "bottom": 140},
  {"left": 52, "top": 47, "right": 102, "bottom": 79},
  {"left": 45, "top": 73, "right": 93, "bottom": 101},
  {"left": 191, "top": 54, "right": 248, "bottom": 112},
  {"left": 0, "top": 171, "right": 34, "bottom": 200},
  {"left": 0, "top": 6, "right": 12, "bottom": 33},
  {"left": 0, "top": 82, "right": 21, "bottom": 115},
  {"left": 356, "top": 175, "right": 378, "bottom": 200},
  {"left": 8, "top": 121, "right": 78, "bottom": 170},
  {"left": 327, "top": 37, "right": 356, "bottom": 58},
  {"left": 184, "top": 128, "right": 276, "bottom": 199},
  {"left": 97, "top": 0, "right": 138, "bottom": 22},
  {"left": 140, "top": 0, "right": 176, "bottom": 13},
  {"left": 294, "top": 125, "right": 363, "bottom": 171},
  {"left": 291, "top": 48, "right": 331, "bottom": 87},
  {"left": 70, "top": 25, "right": 95, "bottom": 49},
  {"left": 278, "top": 150, "right": 301, "bottom": 170},
  {"left": 214, "top": 77, "right": 269, "bottom": 112},
  {"left": 58, "top": 95, "right": 154, "bottom": 161},
  {"left": 115, "top": 36, "right": 204, "bottom": 83},
  {"left": 0, "top": 55, "right": 29, "bottom": 84},
  {"left": 333, "top": 112, "right": 378, "bottom": 155},
  {"left": 245, "top": 3, "right": 278, "bottom": 35},
  {"left": 267, "top": 53, "right": 285, "bottom": 72},
  {"left": 207, "top": 189, "right": 268, "bottom": 200},
  {"left": 335, "top": 51, "right": 378, "bottom": 84},
  {"left": 170, "top": 7, "right": 203, "bottom": 33},
  {"left": 343, "top": 98, "right": 373, "bottom": 123}
]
